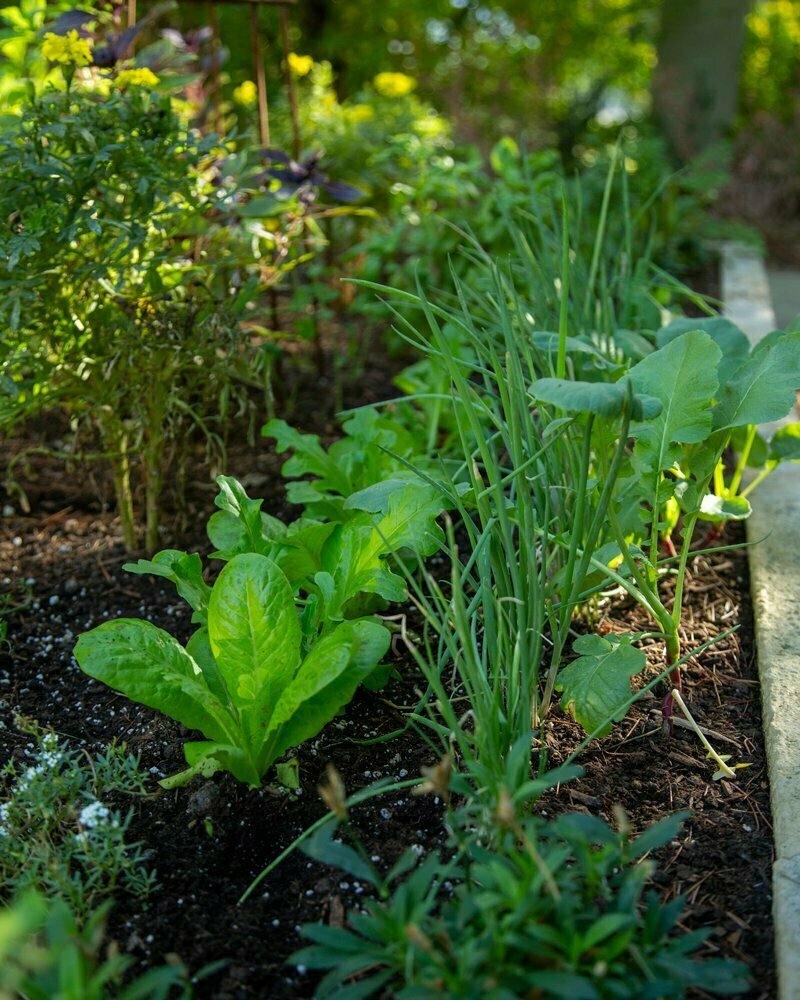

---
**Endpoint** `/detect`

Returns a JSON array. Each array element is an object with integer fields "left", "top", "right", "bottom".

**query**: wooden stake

[
  {"left": 127, "top": 0, "right": 137, "bottom": 57},
  {"left": 250, "top": 4, "right": 270, "bottom": 145}
]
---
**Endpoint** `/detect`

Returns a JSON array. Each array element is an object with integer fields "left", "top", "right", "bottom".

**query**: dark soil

[{"left": 0, "top": 342, "right": 775, "bottom": 999}]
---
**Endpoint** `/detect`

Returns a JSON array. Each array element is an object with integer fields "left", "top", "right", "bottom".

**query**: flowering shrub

[
  {"left": 287, "top": 51, "right": 314, "bottom": 77},
  {"left": 41, "top": 29, "right": 91, "bottom": 66},
  {"left": 0, "top": 727, "right": 154, "bottom": 920},
  {"left": 0, "top": 78, "right": 269, "bottom": 551},
  {"left": 372, "top": 70, "right": 416, "bottom": 98},
  {"left": 114, "top": 66, "right": 160, "bottom": 88}
]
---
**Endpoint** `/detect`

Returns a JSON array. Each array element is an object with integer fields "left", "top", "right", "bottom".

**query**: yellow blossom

[
  {"left": 287, "top": 52, "right": 313, "bottom": 77},
  {"left": 373, "top": 71, "right": 416, "bottom": 98},
  {"left": 42, "top": 30, "right": 92, "bottom": 67},
  {"left": 345, "top": 103, "right": 374, "bottom": 124},
  {"left": 114, "top": 67, "right": 159, "bottom": 89},
  {"left": 233, "top": 80, "right": 258, "bottom": 106}
]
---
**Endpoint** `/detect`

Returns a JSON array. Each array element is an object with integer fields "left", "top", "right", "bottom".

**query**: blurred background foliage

[
  {"left": 1, "top": 0, "right": 799, "bottom": 541},
  {"left": 1, "top": 1, "right": 798, "bottom": 148}
]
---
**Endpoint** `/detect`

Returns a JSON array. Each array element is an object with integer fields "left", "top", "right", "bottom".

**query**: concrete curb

[{"left": 722, "top": 242, "right": 800, "bottom": 1000}]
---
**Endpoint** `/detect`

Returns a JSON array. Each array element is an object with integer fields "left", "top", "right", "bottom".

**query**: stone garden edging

[{"left": 722, "top": 242, "right": 800, "bottom": 1000}]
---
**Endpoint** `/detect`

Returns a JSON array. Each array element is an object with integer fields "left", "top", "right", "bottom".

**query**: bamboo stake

[
  {"left": 250, "top": 4, "right": 270, "bottom": 145},
  {"left": 207, "top": 0, "right": 223, "bottom": 133},
  {"left": 127, "top": 0, "right": 137, "bottom": 56}
]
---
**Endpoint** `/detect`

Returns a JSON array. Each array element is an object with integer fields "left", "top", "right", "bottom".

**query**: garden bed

[{"left": 0, "top": 449, "right": 775, "bottom": 999}]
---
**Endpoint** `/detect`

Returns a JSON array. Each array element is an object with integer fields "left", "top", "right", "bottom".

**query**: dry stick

[
  {"left": 206, "top": 0, "right": 223, "bottom": 134},
  {"left": 279, "top": 2, "right": 301, "bottom": 158},
  {"left": 250, "top": 4, "right": 270, "bottom": 145},
  {"left": 127, "top": 0, "right": 137, "bottom": 57}
]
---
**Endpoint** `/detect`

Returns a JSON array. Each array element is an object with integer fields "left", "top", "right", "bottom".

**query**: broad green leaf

[
  {"left": 275, "top": 758, "right": 301, "bottom": 789},
  {"left": 713, "top": 331, "right": 800, "bottom": 430},
  {"left": 181, "top": 740, "right": 260, "bottom": 787},
  {"left": 264, "top": 419, "right": 348, "bottom": 492},
  {"left": 786, "top": 314, "right": 800, "bottom": 334},
  {"left": 613, "top": 328, "right": 654, "bottom": 361},
  {"left": 74, "top": 620, "right": 235, "bottom": 744},
  {"left": 368, "top": 483, "right": 447, "bottom": 554},
  {"left": 268, "top": 621, "right": 389, "bottom": 763},
  {"left": 207, "top": 554, "right": 300, "bottom": 750},
  {"left": 623, "top": 332, "right": 722, "bottom": 528},
  {"left": 185, "top": 626, "right": 231, "bottom": 711},
  {"left": 326, "top": 484, "right": 444, "bottom": 614},
  {"left": 556, "top": 634, "right": 646, "bottom": 737},
  {"left": 698, "top": 494, "right": 752, "bottom": 522},
  {"left": 123, "top": 549, "right": 211, "bottom": 621},
  {"left": 265, "top": 410, "right": 424, "bottom": 521},
  {"left": 275, "top": 520, "right": 338, "bottom": 585},
  {"left": 629, "top": 331, "right": 721, "bottom": 475},
  {"left": 207, "top": 509, "right": 283, "bottom": 561},
  {"left": 770, "top": 423, "right": 800, "bottom": 462},
  {"left": 656, "top": 317, "right": 750, "bottom": 385},
  {"left": 343, "top": 477, "right": 416, "bottom": 515},
  {"left": 532, "top": 378, "right": 660, "bottom": 420}
]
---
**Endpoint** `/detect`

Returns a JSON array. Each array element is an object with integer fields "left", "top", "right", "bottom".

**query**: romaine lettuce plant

[{"left": 75, "top": 553, "right": 390, "bottom": 787}]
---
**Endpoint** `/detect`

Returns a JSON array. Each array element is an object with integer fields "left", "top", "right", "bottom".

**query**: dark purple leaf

[
  {"left": 48, "top": 9, "right": 95, "bottom": 37},
  {"left": 320, "top": 179, "right": 365, "bottom": 202},
  {"left": 260, "top": 148, "right": 293, "bottom": 167}
]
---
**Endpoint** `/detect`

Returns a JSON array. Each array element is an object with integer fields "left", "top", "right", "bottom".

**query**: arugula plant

[
  {"left": 649, "top": 317, "right": 800, "bottom": 537},
  {"left": 127, "top": 474, "right": 446, "bottom": 632},
  {"left": 75, "top": 553, "right": 390, "bottom": 788},
  {"left": 263, "top": 405, "right": 439, "bottom": 521},
  {"left": 534, "top": 320, "right": 800, "bottom": 726}
]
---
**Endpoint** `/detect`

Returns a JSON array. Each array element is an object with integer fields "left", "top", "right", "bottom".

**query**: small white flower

[{"left": 78, "top": 800, "right": 113, "bottom": 830}]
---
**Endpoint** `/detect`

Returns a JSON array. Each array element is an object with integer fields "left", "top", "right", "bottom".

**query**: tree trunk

[{"left": 653, "top": 0, "right": 753, "bottom": 160}]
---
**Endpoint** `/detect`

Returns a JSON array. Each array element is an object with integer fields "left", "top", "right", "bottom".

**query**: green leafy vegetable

[
  {"left": 123, "top": 550, "right": 211, "bottom": 624},
  {"left": 556, "top": 634, "right": 646, "bottom": 737},
  {"left": 75, "top": 554, "right": 390, "bottom": 787},
  {"left": 713, "top": 331, "right": 800, "bottom": 430},
  {"left": 532, "top": 377, "right": 661, "bottom": 420}
]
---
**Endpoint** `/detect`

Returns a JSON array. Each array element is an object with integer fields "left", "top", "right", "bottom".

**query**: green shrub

[{"left": 294, "top": 791, "right": 749, "bottom": 998}]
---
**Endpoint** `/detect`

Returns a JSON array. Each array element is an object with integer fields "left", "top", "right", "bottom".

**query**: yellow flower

[
  {"left": 373, "top": 72, "right": 416, "bottom": 98},
  {"left": 114, "top": 67, "right": 159, "bottom": 89},
  {"left": 345, "top": 103, "right": 374, "bottom": 124},
  {"left": 42, "top": 30, "right": 92, "bottom": 67},
  {"left": 233, "top": 80, "right": 258, "bottom": 106},
  {"left": 287, "top": 52, "right": 313, "bottom": 77}
]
